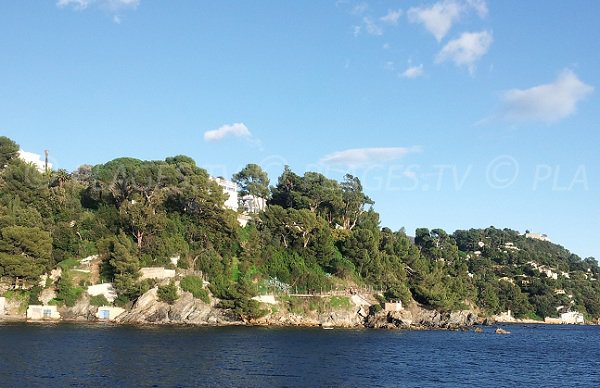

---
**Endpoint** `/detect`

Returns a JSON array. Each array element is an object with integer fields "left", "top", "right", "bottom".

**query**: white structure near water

[
  {"left": 27, "top": 305, "right": 61, "bottom": 320},
  {"left": 0, "top": 297, "right": 5, "bottom": 315},
  {"left": 96, "top": 306, "right": 126, "bottom": 321},
  {"left": 560, "top": 311, "right": 585, "bottom": 324}
]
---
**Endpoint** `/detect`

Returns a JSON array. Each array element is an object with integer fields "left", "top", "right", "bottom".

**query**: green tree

[
  {"left": 232, "top": 163, "right": 270, "bottom": 199},
  {"left": 0, "top": 136, "right": 19, "bottom": 169},
  {"left": 98, "top": 233, "right": 140, "bottom": 302},
  {"left": 338, "top": 174, "right": 373, "bottom": 230},
  {"left": 0, "top": 225, "right": 53, "bottom": 280}
]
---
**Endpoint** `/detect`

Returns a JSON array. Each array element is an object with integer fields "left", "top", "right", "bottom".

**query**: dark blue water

[{"left": 1, "top": 323, "right": 599, "bottom": 387}]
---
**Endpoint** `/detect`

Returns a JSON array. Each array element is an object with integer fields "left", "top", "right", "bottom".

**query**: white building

[
  {"left": 241, "top": 195, "right": 267, "bottom": 213},
  {"left": 96, "top": 306, "right": 126, "bottom": 321},
  {"left": 18, "top": 150, "right": 52, "bottom": 173},
  {"left": 27, "top": 305, "right": 61, "bottom": 320},
  {"left": 560, "top": 311, "right": 585, "bottom": 324},
  {"left": 211, "top": 177, "right": 239, "bottom": 211},
  {"left": 525, "top": 232, "right": 550, "bottom": 242}
]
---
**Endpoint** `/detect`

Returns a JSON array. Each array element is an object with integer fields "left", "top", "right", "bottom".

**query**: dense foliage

[{"left": 1, "top": 136, "right": 598, "bottom": 320}]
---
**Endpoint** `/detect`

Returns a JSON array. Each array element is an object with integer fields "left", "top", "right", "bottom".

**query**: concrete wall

[
  {"left": 27, "top": 305, "right": 61, "bottom": 320},
  {"left": 87, "top": 283, "right": 118, "bottom": 302},
  {"left": 140, "top": 267, "right": 176, "bottom": 280},
  {"left": 384, "top": 302, "right": 403, "bottom": 312},
  {"left": 252, "top": 295, "right": 278, "bottom": 305}
]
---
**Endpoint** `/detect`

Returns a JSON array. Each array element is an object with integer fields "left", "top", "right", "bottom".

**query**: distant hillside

[{"left": 1, "top": 135, "right": 598, "bottom": 321}]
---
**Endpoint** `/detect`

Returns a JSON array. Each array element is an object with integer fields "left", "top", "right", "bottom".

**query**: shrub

[
  {"left": 3, "top": 290, "right": 29, "bottom": 314},
  {"left": 56, "top": 272, "right": 83, "bottom": 307},
  {"left": 157, "top": 282, "right": 178, "bottom": 305},
  {"left": 28, "top": 286, "right": 42, "bottom": 305},
  {"left": 329, "top": 296, "right": 352, "bottom": 310},
  {"left": 180, "top": 275, "right": 210, "bottom": 303},
  {"left": 369, "top": 304, "right": 383, "bottom": 315},
  {"left": 89, "top": 294, "right": 110, "bottom": 307},
  {"left": 57, "top": 258, "right": 80, "bottom": 271}
]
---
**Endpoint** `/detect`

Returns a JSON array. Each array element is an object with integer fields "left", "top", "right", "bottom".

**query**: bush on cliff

[
  {"left": 180, "top": 275, "right": 210, "bottom": 303},
  {"left": 158, "top": 281, "right": 179, "bottom": 305}
]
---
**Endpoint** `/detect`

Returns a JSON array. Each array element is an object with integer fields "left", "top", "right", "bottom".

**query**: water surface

[{"left": 1, "top": 323, "right": 598, "bottom": 387}]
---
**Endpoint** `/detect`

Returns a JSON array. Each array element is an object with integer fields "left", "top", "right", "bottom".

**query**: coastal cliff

[{"left": 15, "top": 286, "right": 478, "bottom": 330}]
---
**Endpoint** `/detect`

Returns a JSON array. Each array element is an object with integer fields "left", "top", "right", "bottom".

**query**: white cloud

[
  {"left": 320, "top": 146, "right": 421, "bottom": 167},
  {"left": 57, "top": 0, "right": 92, "bottom": 9},
  {"left": 435, "top": 30, "right": 492, "bottom": 73},
  {"left": 57, "top": 0, "right": 139, "bottom": 21},
  {"left": 408, "top": 1, "right": 462, "bottom": 41},
  {"left": 18, "top": 150, "right": 52, "bottom": 172},
  {"left": 401, "top": 64, "right": 424, "bottom": 78},
  {"left": 380, "top": 9, "right": 402, "bottom": 25},
  {"left": 500, "top": 69, "right": 593, "bottom": 123},
  {"left": 408, "top": 0, "right": 488, "bottom": 41},
  {"left": 363, "top": 17, "right": 383, "bottom": 36},
  {"left": 204, "top": 123, "right": 254, "bottom": 142}
]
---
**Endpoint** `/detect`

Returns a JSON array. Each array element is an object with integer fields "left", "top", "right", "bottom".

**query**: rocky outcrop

[
  {"left": 117, "top": 288, "right": 236, "bottom": 326},
  {"left": 254, "top": 308, "right": 366, "bottom": 328},
  {"left": 366, "top": 307, "right": 478, "bottom": 330},
  {"left": 59, "top": 296, "right": 97, "bottom": 321}
]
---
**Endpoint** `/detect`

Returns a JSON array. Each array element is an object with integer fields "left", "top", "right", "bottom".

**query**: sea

[{"left": 0, "top": 322, "right": 599, "bottom": 387}]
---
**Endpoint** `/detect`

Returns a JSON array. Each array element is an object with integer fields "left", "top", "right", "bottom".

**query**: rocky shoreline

[{"left": 2, "top": 287, "right": 487, "bottom": 330}]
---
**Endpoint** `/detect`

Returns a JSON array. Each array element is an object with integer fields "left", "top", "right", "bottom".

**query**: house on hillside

[
  {"left": 211, "top": 177, "right": 239, "bottom": 211},
  {"left": 241, "top": 194, "right": 267, "bottom": 213},
  {"left": 525, "top": 232, "right": 550, "bottom": 242}
]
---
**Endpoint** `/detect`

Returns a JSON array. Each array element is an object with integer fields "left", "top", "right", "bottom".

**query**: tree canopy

[{"left": 1, "top": 135, "right": 598, "bottom": 320}]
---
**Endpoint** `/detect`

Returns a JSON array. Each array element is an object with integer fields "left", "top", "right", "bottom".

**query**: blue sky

[{"left": 1, "top": 1, "right": 598, "bottom": 258}]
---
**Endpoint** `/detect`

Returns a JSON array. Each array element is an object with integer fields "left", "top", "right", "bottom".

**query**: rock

[
  {"left": 117, "top": 287, "right": 234, "bottom": 326},
  {"left": 39, "top": 288, "right": 57, "bottom": 305},
  {"left": 482, "top": 317, "right": 496, "bottom": 326},
  {"left": 495, "top": 327, "right": 511, "bottom": 335},
  {"left": 474, "top": 327, "right": 483, "bottom": 333},
  {"left": 365, "top": 305, "right": 479, "bottom": 330},
  {"left": 59, "top": 297, "right": 95, "bottom": 321}
]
